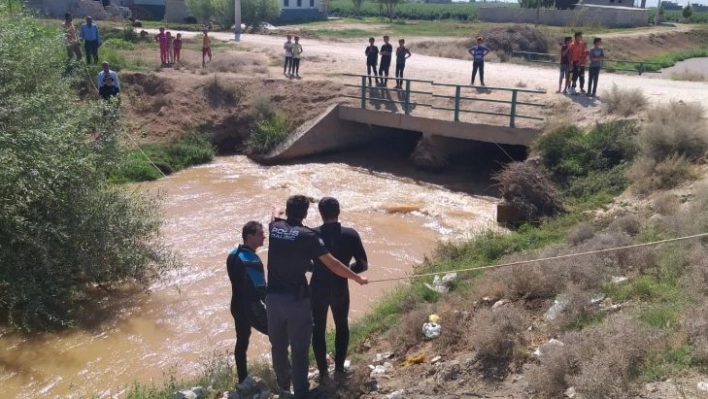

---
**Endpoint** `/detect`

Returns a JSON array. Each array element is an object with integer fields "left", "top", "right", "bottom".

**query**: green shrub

[
  {"left": 246, "top": 112, "right": 288, "bottom": 154},
  {"left": 535, "top": 122, "right": 639, "bottom": 201},
  {"left": 0, "top": 7, "right": 175, "bottom": 330},
  {"left": 111, "top": 134, "right": 215, "bottom": 183}
]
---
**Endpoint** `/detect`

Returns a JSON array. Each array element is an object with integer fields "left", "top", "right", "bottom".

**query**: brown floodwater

[{"left": 0, "top": 149, "right": 501, "bottom": 398}]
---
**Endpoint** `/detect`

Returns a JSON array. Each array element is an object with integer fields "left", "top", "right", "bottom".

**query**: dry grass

[
  {"left": 567, "top": 222, "right": 595, "bottom": 246},
  {"left": 653, "top": 192, "right": 681, "bottom": 215},
  {"left": 601, "top": 84, "right": 648, "bottom": 117},
  {"left": 493, "top": 161, "right": 564, "bottom": 226},
  {"left": 474, "top": 259, "right": 564, "bottom": 301},
  {"left": 387, "top": 307, "right": 431, "bottom": 356},
  {"left": 609, "top": 214, "right": 642, "bottom": 237},
  {"left": 467, "top": 306, "right": 530, "bottom": 380},
  {"left": 525, "top": 341, "right": 577, "bottom": 397},
  {"left": 670, "top": 69, "right": 706, "bottom": 82},
  {"left": 514, "top": 80, "right": 528, "bottom": 88},
  {"left": 640, "top": 101, "right": 707, "bottom": 162},
  {"left": 413, "top": 39, "right": 473, "bottom": 60},
  {"left": 630, "top": 155, "right": 696, "bottom": 194}
]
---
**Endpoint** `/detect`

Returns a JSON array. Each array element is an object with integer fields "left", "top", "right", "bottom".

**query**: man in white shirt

[
  {"left": 283, "top": 35, "right": 293, "bottom": 76},
  {"left": 96, "top": 61, "right": 120, "bottom": 90}
]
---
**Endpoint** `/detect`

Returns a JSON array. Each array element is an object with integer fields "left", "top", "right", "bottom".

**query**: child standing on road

[
  {"left": 291, "top": 36, "right": 303, "bottom": 78},
  {"left": 557, "top": 36, "right": 571, "bottom": 94},
  {"left": 365, "top": 37, "right": 379, "bottom": 86},
  {"left": 569, "top": 31, "right": 588, "bottom": 95},
  {"left": 154, "top": 27, "right": 167, "bottom": 65},
  {"left": 395, "top": 39, "right": 411, "bottom": 89},
  {"left": 587, "top": 38, "right": 604, "bottom": 97},
  {"left": 284, "top": 35, "right": 293, "bottom": 76},
  {"left": 468, "top": 36, "right": 489, "bottom": 86},
  {"left": 379, "top": 36, "right": 393, "bottom": 86},
  {"left": 202, "top": 30, "right": 212, "bottom": 67},
  {"left": 166, "top": 31, "right": 174, "bottom": 64},
  {"left": 174, "top": 33, "right": 183, "bottom": 63}
]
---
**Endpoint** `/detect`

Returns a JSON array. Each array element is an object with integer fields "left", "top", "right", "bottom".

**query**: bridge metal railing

[
  {"left": 511, "top": 50, "right": 663, "bottom": 75},
  {"left": 341, "top": 74, "right": 546, "bottom": 128}
]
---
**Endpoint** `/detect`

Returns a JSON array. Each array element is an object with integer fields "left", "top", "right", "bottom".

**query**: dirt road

[{"left": 147, "top": 29, "right": 708, "bottom": 110}]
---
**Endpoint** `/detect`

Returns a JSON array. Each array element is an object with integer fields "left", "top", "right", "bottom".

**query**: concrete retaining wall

[
  {"left": 477, "top": 6, "right": 648, "bottom": 28},
  {"left": 257, "top": 104, "right": 379, "bottom": 163}
]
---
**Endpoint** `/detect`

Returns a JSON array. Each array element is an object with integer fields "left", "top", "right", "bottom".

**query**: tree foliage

[
  {"left": 518, "top": 0, "right": 554, "bottom": 9},
  {"left": 683, "top": 3, "right": 693, "bottom": 19},
  {"left": 352, "top": 0, "right": 365, "bottom": 15},
  {"left": 376, "top": 0, "right": 402, "bottom": 21},
  {"left": 186, "top": 0, "right": 281, "bottom": 27},
  {"left": 0, "top": 6, "right": 175, "bottom": 330}
]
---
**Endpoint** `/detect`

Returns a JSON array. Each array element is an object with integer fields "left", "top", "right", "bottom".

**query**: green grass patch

[
  {"left": 610, "top": 48, "right": 708, "bottom": 73},
  {"left": 245, "top": 112, "right": 288, "bottom": 154},
  {"left": 640, "top": 304, "right": 680, "bottom": 329},
  {"left": 641, "top": 345, "right": 694, "bottom": 381},
  {"left": 603, "top": 275, "right": 680, "bottom": 303},
  {"left": 110, "top": 133, "right": 215, "bottom": 183}
]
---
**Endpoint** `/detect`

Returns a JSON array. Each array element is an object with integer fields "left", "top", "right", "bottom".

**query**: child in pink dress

[
  {"left": 166, "top": 31, "right": 174, "bottom": 64},
  {"left": 154, "top": 27, "right": 167, "bottom": 65}
]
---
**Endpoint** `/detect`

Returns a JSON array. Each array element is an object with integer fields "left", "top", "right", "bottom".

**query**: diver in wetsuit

[
  {"left": 227, "top": 221, "right": 268, "bottom": 393},
  {"left": 311, "top": 197, "right": 369, "bottom": 381}
]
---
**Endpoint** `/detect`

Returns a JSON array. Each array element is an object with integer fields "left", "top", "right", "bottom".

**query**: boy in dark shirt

[
  {"left": 557, "top": 36, "right": 571, "bottom": 94},
  {"left": 99, "top": 75, "right": 120, "bottom": 100},
  {"left": 365, "top": 37, "right": 379, "bottom": 86},
  {"left": 468, "top": 36, "right": 489, "bottom": 86},
  {"left": 378, "top": 36, "right": 393, "bottom": 87},
  {"left": 395, "top": 39, "right": 411, "bottom": 89},
  {"left": 586, "top": 37, "right": 605, "bottom": 97}
]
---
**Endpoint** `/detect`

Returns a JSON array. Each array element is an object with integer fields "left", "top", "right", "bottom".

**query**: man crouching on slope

[{"left": 266, "top": 195, "right": 368, "bottom": 399}]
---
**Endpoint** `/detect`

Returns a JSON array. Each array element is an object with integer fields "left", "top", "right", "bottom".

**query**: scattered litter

[
  {"left": 590, "top": 294, "right": 606, "bottom": 305},
  {"left": 428, "top": 314, "right": 440, "bottom": 323},
  {"left": 492, "top": 299, "right": 510, "bottom": 310},
  {"left": 385, "top": 390, "right": 405, "bottom": 399},
  {"left": 611, "top": 276, "right": 629, "bottom": 284},
  {"left": 373, "top": 352, "right": 394, "bottom": 363},
  {"left": 402, "top": 354, "right": 427, "bottom": 367},
  {"left": 174, "top": 386, "right": 205, "bottom": 399},
  {"left": 424, "top": 272, "right": 457, "bottom": 294},
  {"left": 543, "top": 295, "right": 568, "bottom": 321},
  {"left": 564, "top": 386, "right": 576, "bottom": 398},
  {"left": 430, "top": 355, "right": 442, "bottom": 364},
  {"left": 698, "top": 381, "right": 708, "bottom": 391},
  {"left": 422, "top": 322, "right": 441, "bottom": 339},
  {"left": 481, "top": 296, "right": 494, "bottom": 303},
  {"left": 600, "top": 303, "right": 622, "bottom": 313},
  {"left": 369, "top": 362, "right": 394, "bottom": 378},
  {"left": 533, "top": 338, "right": 565, "bottom": 357}
]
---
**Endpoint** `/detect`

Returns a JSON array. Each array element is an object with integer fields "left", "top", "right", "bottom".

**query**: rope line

[{"left": 367, "top": 232, "right": 708, "bottom": 284}]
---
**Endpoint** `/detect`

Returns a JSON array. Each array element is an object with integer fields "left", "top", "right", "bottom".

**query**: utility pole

[
  {"left": 535, "top": 0, "right": 541, "bottom": 27},
  {"left": 234, "top": 0, "right": 241, "bottom": 41}
]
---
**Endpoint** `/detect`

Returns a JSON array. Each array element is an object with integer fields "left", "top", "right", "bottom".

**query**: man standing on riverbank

[
  {"left": 266, "top": 195, "right": 368, "bottom": 399},
  {"left": 79, "top": 16, "right": 101, "bottom": 65},
  {"left": 365, "top": 37, "right": 379, "bottom": 86},
  {"left": 62, "top": 13, "right": 81, "bottom": 61},
  {"left": 311, "top": 197, "right": 368, "bottom": 383},
  {"left": 227, "top": 221, "right": 268, "bottom": 394}
]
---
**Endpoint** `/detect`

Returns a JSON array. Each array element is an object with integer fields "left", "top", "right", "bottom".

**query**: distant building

[
  {"left": 582, "top": 0, "right": 635, "bottom": 7},
  {"left": 279, "top": 0, "right": 328, "bottom": 22},
  {"left": 662, "top": 1, "right": 708, "bottom": 11}
]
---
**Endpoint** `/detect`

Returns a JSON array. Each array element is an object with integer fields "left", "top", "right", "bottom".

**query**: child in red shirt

[
  {"left": 174, "top": 33, "right": 183, "bottom": 63},
  {"left": 154, "top": 27, "right": 167, "bottom": 65}
]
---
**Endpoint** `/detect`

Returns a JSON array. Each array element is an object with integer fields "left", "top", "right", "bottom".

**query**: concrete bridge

[{"left": 257, "top": 77, "right": 547, "bottom": 165}]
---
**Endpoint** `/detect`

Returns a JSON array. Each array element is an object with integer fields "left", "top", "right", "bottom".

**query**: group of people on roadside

[
  {"left": 557, "top": 31, "right": 605, "bottom": 97},
  {"left": 153, "top": 27, "right": 184, "bottom": 65},
  {"left": 62, "top": 12, "right": 102, "bottom": 65},
  {"left": 283, "top": 35, "right": 304, "bottom": 78},
  {"left": 228, "top": 195, "right": 369, "bottom": 399},
  {"left": 364, "top": 36, "right": 411, "bottom": 88}
]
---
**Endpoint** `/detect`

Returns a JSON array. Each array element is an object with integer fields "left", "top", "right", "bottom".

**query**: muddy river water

[{"left": 0, "top": 150, "right": 501, "bottom": 398}]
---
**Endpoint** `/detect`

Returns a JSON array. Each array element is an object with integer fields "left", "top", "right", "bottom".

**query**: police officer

[
  {"left": 266, "top": 195, "right": 368, "bottom": 399},
  {"left": 227, "top": 221, "right": 268, "bottom": 393},
  {"left": 311, "top": 197, "right": 368, "bottom": 382}
]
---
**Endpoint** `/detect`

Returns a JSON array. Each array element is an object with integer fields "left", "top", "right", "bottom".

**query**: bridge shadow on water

[{"left": 288, "top": 128, "right": 528, "bottom": 198}]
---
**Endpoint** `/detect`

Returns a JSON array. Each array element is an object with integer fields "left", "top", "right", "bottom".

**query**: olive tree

[
  {"left": 0, "top": 6, "right": 175, "bottom": 330},
  {"left": 242, "top": 0, "right": 281, "bottom": 29},
  {"left": 682, "top": 3, "right": 693, "bottom": 20}
]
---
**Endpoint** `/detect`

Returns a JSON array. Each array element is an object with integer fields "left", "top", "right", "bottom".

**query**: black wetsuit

[
  {"left": 227, "top": 245, "right": 268, "bottom": 384},
  {"left": 311, "top": 222, "right": 368, "bottom": 376}
]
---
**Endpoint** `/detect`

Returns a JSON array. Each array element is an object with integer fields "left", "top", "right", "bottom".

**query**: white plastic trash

[{"left": 422, "top": 322, "right": 441, "bottom": 339}]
